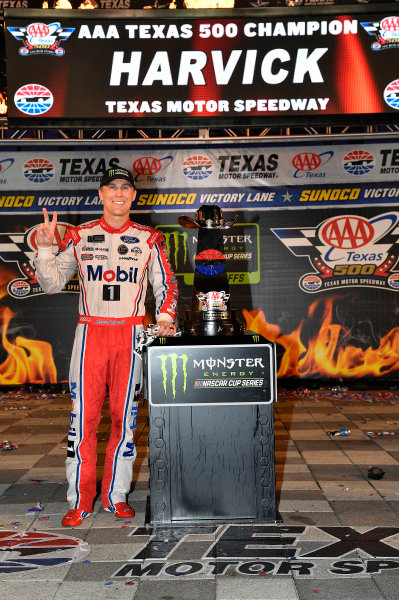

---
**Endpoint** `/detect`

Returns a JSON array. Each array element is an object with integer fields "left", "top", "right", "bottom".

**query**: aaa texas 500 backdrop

[{"left": 1, "top": 135, "right": 399, "bottom": 383}]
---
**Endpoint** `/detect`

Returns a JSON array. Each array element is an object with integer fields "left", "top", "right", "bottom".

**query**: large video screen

[{"left": 4, "top": 5, "right": 399, "bottom": 127}]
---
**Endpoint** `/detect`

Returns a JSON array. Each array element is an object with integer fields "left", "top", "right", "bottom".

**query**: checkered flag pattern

[
  {"left": 271, "top": 226, "right": 318, "bottom": 257},
  {"left": 0, "top": 232, "right": 36, "bottom": 277},
  {"left": 360, "top": 21, "right": 381, "bottom": 36},
  {"left": 272, "top": 223, "right": 399, "bottom": 261}
]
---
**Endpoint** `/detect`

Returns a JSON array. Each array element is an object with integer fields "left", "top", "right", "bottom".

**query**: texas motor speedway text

[{"left": 105, "top": 97, "right": 330, "bottom": 114}]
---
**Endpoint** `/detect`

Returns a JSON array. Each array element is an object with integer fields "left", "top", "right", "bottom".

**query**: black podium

[{"left": 143, "top": 334, "right": 277, "bottom": 525}]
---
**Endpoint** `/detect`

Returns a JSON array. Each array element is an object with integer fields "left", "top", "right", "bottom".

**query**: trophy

[{"left": 178, "top": 206, "right": 245, "bottom": 336}]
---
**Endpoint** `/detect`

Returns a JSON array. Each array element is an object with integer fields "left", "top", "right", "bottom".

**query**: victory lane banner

[
  {"left": 4, "top": 5, "right": 399, "bottom": 127},
  {"left": 1, "top": 138, "right": 399, "bottom": 211}
]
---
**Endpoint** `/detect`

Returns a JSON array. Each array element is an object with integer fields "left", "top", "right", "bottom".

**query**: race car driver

[{"left": 34, "top": 167, "right": 178, "bottom": 527}]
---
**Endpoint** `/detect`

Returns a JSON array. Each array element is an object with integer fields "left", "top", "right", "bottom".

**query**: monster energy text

[{"left": 193, "top": 357, "right": 265, "bottom": 369}]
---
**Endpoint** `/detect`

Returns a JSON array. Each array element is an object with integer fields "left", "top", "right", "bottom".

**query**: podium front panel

[{"left": 144, "top": 335, "right": 277, "bottom": 524}]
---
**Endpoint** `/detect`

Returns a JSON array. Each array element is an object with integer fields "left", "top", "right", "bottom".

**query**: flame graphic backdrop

[
  {"left": 0, "top": 266, "right": 57, "bottom": 385},
  {"left": 244, "top": 297, "right": 399, "bottom": 379}
]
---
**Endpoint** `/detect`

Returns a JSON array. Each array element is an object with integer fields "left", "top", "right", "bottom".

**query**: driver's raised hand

[{"left": 36, "top": 207, "right": 57, "bottom": 248}]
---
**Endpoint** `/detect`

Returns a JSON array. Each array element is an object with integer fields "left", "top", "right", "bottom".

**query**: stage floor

[{"left": 1, "top": 385, "right": 399, "bottom": 599}]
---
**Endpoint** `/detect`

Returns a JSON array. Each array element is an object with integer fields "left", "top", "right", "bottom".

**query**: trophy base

[{"left": 183, "top": 310, "right": 246, "bottom": 336}]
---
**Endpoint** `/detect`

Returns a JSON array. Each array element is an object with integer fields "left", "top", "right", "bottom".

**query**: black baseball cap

[{"left": 100, "top": 167, "right": 135, "bottom": 188}]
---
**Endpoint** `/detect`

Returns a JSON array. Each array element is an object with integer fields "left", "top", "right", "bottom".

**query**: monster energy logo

[
  {"left": 252, "top": 335, "right": 260, "bottom": 343},
  {"left": 163, "top": 231, "right": 188, "bottom": 270},
  {"left": 158, "top": 353, "right": 188, "bottom": 399}
]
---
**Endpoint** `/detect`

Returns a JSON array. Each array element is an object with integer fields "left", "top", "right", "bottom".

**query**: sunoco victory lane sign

[{"left": 4, "top": 6, "right": 399, "bottom": 126}]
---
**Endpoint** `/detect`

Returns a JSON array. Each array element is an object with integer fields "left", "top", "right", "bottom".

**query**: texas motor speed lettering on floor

[{"left": 112, "top": 525, "right": 399, "bottom": 579}]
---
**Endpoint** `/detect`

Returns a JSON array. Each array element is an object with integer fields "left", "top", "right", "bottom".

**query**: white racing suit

[{"left": 34, "top": 216, "right": 178, "bottom": 512}]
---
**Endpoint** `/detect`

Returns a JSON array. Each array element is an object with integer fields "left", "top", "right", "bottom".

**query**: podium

[{"left": 143, "top": 334, "right": 277, "bottom": 525}]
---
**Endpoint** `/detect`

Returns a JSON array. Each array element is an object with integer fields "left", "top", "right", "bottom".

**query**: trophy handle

[
  {"left": 224, "top": 215, "right": 239, "bottom": 228},
  {"left": 178, "top": 216, "right": 200, "bottom": 229}
]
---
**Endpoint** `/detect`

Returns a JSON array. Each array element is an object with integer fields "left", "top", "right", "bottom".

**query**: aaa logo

[
  {"left": 320, "top": 216, "right": 374, "bottom": 249},
  {"left": 7, "top": 21, "right": 75, "bottom": 56}
]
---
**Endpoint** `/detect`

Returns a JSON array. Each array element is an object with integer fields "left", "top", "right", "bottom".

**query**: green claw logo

[
  {"left": 252, "top": 335, "right": 260, "bottom": 343},
  {"left": 158, "top": 353, "right": 188, "bottom": 398},
  {"left": 163, "top": 231, "right": 188, "bottom": 270}
]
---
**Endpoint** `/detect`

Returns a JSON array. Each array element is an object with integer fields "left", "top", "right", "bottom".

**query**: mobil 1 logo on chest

[{"left": 86, "top": 263, "right": 138, "bottom": 301}]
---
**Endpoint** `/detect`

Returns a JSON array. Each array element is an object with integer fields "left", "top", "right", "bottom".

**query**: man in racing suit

[{"left": 34, "top": 167, "right": 178, "bottom": 527}]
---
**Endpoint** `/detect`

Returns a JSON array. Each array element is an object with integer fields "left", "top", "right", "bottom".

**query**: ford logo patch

[{"left": 121, "top": 236, "right": 140, "bottom": 244}]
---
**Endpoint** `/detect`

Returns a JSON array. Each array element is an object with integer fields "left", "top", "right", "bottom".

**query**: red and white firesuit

[{"left": 34, "top": 216, "right": 178, "bottom": 512}]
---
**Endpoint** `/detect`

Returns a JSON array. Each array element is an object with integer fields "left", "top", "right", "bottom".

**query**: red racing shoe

[
  {"left": 61, "top": 508, "right": 92, "bottom": 527},
  {"left": 104, "top": 502, "right": 135, "bottom": 518}
]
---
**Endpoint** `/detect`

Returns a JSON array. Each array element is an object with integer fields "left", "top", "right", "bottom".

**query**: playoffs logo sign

[{"left": 272, "top": 212, "right": 399, "bottom": 293}]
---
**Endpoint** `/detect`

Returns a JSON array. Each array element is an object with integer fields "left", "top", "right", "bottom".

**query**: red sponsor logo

[
  {"left": 320, "top": 216, "right": 374, "bottom": 250},
  {"left": 302, "top": 275, "right": 322, "bottom": 291},
  {"left": 27, "top": 22, "right": 50, "bottom": 37},
  {"left": 381, "top": 17, "right": 399, "bottom": 32},
  {"left": 133, "top": 157, "right": 162, "bottom": 175},
  {"left": 292, "top": 153, "right": 322, "bottom": 172},
  {"left": 79, "top": 316, "right": 92, "bottom": 323},
  {"left": 196, "top": 249, "right": 226, "bottom": 261},
  {"left": 343, "top": 150, "right": 374, "bottom": 165}
]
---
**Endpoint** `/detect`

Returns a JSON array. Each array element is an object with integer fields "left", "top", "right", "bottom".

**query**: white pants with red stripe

[{"left": 66, "top": 322, "right": 142, "bottom": 512}]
